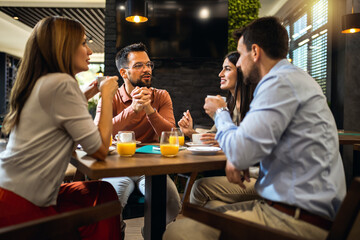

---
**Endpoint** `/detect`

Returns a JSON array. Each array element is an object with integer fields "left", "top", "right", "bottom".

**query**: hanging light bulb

[
  {"left": 96, "top": 66, "right": 104, "bottom": 77},
  {"left": 342, "top": 0, "right": 360, "bottom": 34},
  {"left": 125, "top": 0, "right": 148, "bottom": 23}
]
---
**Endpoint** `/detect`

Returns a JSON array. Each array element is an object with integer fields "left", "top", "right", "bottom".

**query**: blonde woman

[{"left": 0, "top": 16, "right": 120, "bottom": 239}]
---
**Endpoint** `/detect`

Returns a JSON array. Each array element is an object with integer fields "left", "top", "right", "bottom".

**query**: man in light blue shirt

[{"left": 164, "top": 17, "right": 346, "bottom": 240}]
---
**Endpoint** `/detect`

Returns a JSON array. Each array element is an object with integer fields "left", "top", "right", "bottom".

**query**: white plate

[
  {"left": 153, "top": 146, "right": 187, "bottom": 151},
  {"left": 187, "top": 146, "right": 221, "bottom": 155},
  {"left": 185, "top": 142, "right": 211, "bottom": 147},
  {"left": 109, "top": 146, "right": 116, "bottom": 151}
]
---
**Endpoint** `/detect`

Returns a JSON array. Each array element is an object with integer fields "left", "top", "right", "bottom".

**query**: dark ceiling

[{"left": 0, "top": 7, "right": 105, "bottom": 53}]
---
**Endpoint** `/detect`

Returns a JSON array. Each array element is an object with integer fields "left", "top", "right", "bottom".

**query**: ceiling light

[
  {"left": 125, "top": 0, "right": 148, "bottom": 23},
  {"left": 199, "top": 8, "right": 210, "bottom": 19},
  {"left": 342, "top": 0, "right": 360, "bottom": 34}
]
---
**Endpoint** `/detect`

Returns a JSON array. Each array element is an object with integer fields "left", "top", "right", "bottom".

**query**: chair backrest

[
  {"left": 327, "top": 177, "right": 360, "bottom": 240},
  {"left": 183, "top": 202, "right": 303, "bottom": 240},
  {"left": 183, "top": 177, "right": 360, "bottom": 240},
  {"left": 0, "top": 200, "right": 121, "bottom": 240}
]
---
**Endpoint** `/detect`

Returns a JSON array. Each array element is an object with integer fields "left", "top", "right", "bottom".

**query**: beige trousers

[
  {"left": 163, "top": 200, "right": 328, "bottom": 240},
  {"left": 190, "top": 176, "right": 261, "bottom": 208}
]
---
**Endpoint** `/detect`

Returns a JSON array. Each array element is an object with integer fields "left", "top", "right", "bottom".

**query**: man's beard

[
  {"left": 243, "top": 63, "right": 261, "bottom": 86},
  {"left": 130, "top": 75, "right": 152, "bottom": 88}
]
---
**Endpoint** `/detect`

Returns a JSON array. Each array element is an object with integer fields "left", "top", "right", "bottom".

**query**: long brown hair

[
  {"left": 225, "top": 51, "right": 255, "bottom": 123},
  {"left": 2, "top": 16, "right": 85, "bottom": 134}
]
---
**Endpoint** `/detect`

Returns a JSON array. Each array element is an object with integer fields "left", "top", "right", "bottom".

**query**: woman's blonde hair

[{"left": 2, "top": 16, "right": 85, "bottom": 134}]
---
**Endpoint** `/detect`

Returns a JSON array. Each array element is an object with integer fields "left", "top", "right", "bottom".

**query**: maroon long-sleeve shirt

[{"left": 94, "top": 84, "right": 176, "bottom": 143}]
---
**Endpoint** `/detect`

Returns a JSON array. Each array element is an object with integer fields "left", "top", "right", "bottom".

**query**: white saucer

[
  {"left": 187, "top": 146, "right": 221, "bottom": 155},
  {"left": 153, "top": 146, "right": 187, "bottom": 151},
  {"left": 185, "top": 142, "right": 211, "bottom": 147},
  {"left": 112, "top": 140, "right": 141, "bottom": 145}
]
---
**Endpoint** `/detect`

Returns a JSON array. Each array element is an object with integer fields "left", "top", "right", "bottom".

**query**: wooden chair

[
  {"left": 353, "top": 144, "right": 360, "bottom": 177},
  {"left": 183, "top": 177, "right": 360, "bottom": 240},
  {"left": 0, "top": 200, "right": 121, "bottom": 240}
]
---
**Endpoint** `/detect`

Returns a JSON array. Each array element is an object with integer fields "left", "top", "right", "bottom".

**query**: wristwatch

[{"left": 215, "top": 107, "right": 229, "bottom": 118}]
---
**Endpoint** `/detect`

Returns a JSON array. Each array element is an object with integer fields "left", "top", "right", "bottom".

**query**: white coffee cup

[
  {"left": 207, "top": 95, "right": 226, "bottom": 102},
  {"left": 192, "top": 133, "right": 204, "bottom": 144},
  {"left": 118, "top": 132, "right": 133, "bottom": 143},
  {"left": 96, "top": 76, "right": 106, "bottom": 90}
]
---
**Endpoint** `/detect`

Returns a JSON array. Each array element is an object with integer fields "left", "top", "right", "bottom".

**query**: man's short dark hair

[
  {"left": 233, "top": 17, "right": 289, "bottom": 59},
  {"left": 115, "top": 42, "right": 148, "bottom": 70}
]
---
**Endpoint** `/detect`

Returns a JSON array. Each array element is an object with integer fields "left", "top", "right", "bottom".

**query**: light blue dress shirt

[{"left": 215, "top": 59, "right": 346, "bottom": 220}]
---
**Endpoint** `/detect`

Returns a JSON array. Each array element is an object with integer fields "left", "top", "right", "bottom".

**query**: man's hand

[
  {"left": 203, "top": 95, "right": 227, "bottom": 118},
  {"left": 130, "top": 87, "right": 153, "bottom": 114},
  {"left": 225, "top": 160, "right": 250, "bottom": 189}
]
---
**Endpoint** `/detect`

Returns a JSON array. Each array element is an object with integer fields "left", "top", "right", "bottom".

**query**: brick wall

[{"left": 105, "top": 0, "right": 226, "bottom": 127}]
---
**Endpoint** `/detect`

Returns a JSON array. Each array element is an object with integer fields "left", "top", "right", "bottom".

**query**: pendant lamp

[
  {"left": 125, "top": 0, "right": 148, "bottom": 23},
  {"left": 342, "top": 0, "right": 360, "bottom": 34}
]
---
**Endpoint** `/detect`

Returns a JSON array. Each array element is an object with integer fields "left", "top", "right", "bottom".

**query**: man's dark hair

[
  {"left": 115, "top": 42, "right": 148, "bottom": 70},
  {"left": 233, "top": 17, "right": 289, "bottom": 59}
]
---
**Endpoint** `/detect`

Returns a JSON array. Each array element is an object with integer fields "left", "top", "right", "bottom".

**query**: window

[
  {"left": 285, "top": 0, "right": 328, "bottom": 96},
  {"left": 293, "top": 44, "right": 308, "bottom": 72}
]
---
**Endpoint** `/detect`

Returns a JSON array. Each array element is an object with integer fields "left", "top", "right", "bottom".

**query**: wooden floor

[
  {"left": 124, "top": 217, "right": 144, "bottom": 240},
  {"left": 124, "top": 214, "right": 185, "bottom": 240}
]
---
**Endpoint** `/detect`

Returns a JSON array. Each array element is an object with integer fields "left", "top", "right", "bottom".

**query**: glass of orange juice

[
  {"left": 117, "top": 131, "right": 136, "bottom": 157},
  {"left": 160, "top": 131, "right": 179, "bottom": 157},
  {"left": 171, "top": 127, "right": 185, "bottom": 146}
]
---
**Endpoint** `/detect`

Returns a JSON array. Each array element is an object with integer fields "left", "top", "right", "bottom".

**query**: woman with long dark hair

[
  {"left": 178, "top": 51, "right": 259, "bottom": 209},
  {"left": 0, "top": 16, "right": 120, "bottom": 239},
  {"left": 179, "top": 51, "right": 254, "bottom": 145}
]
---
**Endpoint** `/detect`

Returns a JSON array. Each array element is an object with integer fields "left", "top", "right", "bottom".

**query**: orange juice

[
  {"left": 160, "top": 144, "right": 179, "bottom": 157},
  {"left": 110, "top": 135, "right": 113, "bottom": 144},
  {"left": 117, "top": 142, "right": 136, "bottom": 156},
  {"left": 178, "top": 136, "right": 184, "bottom": 146},
  {"left": 169, "top": 136, "right": 184, "bottom": 146}
]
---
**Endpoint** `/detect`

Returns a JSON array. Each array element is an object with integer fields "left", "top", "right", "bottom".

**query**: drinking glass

[
  {"left": 117, "top": 131, "right": 136, "bottom": 157},
  {"left": 171, "top": 127, "right": 185, "bottom": 146},
  {"left": 160, "top": 131, "right": 179, "bottom": 157}
]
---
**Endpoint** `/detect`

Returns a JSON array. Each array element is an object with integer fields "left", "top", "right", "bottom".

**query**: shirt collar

[
  {"left": 266, "top": 59, "right": 290, "bottom": 76},
  {"left": 119, "top": 84, "right": 132, "bottom": 103}
]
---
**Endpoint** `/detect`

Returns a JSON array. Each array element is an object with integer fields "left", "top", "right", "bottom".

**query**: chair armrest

[
  {"left": 0, "top": 200, "right": 121, "bottom": 240},
  {"left": 183, "top": 202, "right": 304, "bottom": 240},
  {"left": 327, "top": 177, "right": 360, "bottom": 240}
]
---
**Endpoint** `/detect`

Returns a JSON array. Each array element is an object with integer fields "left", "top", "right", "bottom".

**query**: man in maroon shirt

[
  {"left": 94, "top": 43, "right": 176, "bottom": 142},
  {"left": 95, "top": 42, "right": 181, "bottom": 234}
]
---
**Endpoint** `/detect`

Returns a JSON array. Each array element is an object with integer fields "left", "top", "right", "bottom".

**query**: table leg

[{"left": 144, "top": 175, "right": 167, "bottom": 240}]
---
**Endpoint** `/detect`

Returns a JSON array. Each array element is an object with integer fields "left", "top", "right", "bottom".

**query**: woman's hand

[
  {"left": 200, "top": 133, "right": 219, "bottom": 146},
  {"left": 100, "top": 76, "right": 118, "bottom": 98},
  {"left": 83, "top": 80, "right": 99, "bottom": 100},
  {"left": 178, "top": 110, "right": 197, "bottom": 137}
]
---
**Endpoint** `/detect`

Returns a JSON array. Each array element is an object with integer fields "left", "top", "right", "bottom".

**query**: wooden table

[
  {"left": 338, "top": 131, "right": 360, "bottom": 145},
  {"left": 338, "top": 131, "right": 360, "bottom": 180},
  {"left": 70, "top": 147, "right": 226, "bottom": 240}
]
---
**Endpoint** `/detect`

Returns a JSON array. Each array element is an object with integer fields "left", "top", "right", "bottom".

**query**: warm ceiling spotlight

[
  {"left": 13, "top": 16, "right": 19, "bottom": 20},
  {"left": 125, "top": 0, "right": 148, "bottom": 23},
  {"left": 88, "top": 37, "right": 94, "bottom": 44},
  {"left": 199, "top": 8, "right": 210, "bottom": 19},
  {"left": 342, "top": 0, "right": 360, "bottom": 34}
]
